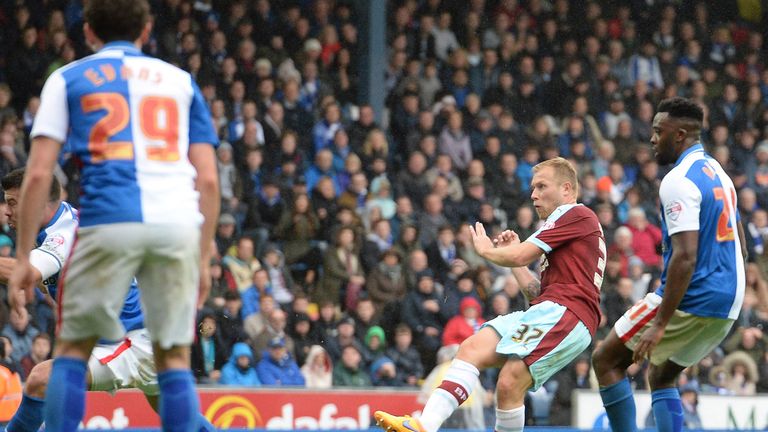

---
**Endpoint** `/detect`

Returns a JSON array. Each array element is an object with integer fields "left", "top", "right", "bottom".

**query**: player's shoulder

[
  {"left": 47, "top": 201, "right": 79, "bottom": 228},
  {"left": 559, "top": 203, "right": 596, "bottom": 220},
  {"left": 549, "top": 203, "right": 597, "bottom": 226}
]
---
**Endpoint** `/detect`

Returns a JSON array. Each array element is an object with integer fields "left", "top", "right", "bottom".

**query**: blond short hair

[{"left": 533, "top": 157, "right": 579, "bottom": 197}]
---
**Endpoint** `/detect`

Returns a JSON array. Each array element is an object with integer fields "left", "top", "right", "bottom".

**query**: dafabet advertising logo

[{"left": 205, "top": 395, "right": 263, "bottom": 428}]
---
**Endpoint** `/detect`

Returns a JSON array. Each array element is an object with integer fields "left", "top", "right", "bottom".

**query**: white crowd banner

[{"left": 573, "top": 390, "right": 768, "bottom": 430}]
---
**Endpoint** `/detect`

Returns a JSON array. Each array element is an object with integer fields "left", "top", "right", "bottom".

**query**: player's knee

[
  {"left": 591, "top": 345, "right": 608, "bottom": 373},
  {"left": 647, "top": 366, "right": 677, "bottom": 390},
  {"left": 24, "top": 361, "right": 53, "bottom": 399},
  {"left": 496, "top": 365, "right": 529, "bottom": 404}
]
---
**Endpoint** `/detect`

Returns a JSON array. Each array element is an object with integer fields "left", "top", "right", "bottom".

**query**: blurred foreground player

[
  {"left": 592, "top": 97, "right": 747, "bottom": 432},
  {"left": 376, "top": 158, "right": 606, "bottom": 432},
  {"left": 9, "top": 0, "right": 219, "bottom": 431},
  {"left": 0, "top": 169, "right": 214, "bottom": 431}
]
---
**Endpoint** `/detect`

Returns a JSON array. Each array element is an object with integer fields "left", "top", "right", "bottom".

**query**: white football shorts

[
  {"left": 57, "top": 223, "right": 200, "bottom": 349},
  {"left": 89, "top": 328, "right": 158, "bottom": 395}
]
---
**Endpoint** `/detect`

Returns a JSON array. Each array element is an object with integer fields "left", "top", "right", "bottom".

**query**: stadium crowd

[{"left": 0, "top": 0, "right": 766, "bottom": 426}]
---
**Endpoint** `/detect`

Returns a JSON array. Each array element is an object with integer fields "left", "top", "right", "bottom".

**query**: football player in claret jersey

[
  {"left": 376, "top": 157, "right": 606, "bottom": 432},
  {"left": 0, "top": 169, "right": 215, "bottom": 432},
  {"left": 9, "top": 1, "right": 219, "bottom": 431},
  {"left": 592, "top": 97, "right": 747, "bottom": 432}
]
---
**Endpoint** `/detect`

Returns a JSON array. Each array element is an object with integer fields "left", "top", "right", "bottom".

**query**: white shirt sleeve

[
  {"left": 659, "top": 175, "right": 701, "bottom": 235},
  {"left": 29, "top": 209, "right": 78, "bottom": 281},
  {"left": 30, "top": 71, "right": 69, "bottom": 143}
]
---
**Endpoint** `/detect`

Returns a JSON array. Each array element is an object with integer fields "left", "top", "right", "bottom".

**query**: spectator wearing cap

[
  {"left": 256, "top": 337, "right": 305, "bottom": 386},
  {"left": 332, "top": 344, "right": 371, "bottom": 387},
  {"left": 442, "top": 297, "right": 485, "bottom": 347},
  {"left": 214, "top": 212, "right": 237, "bottom": 257},
  {"left": 402, "top": 269, "right": 445, "bottom": 371},
  {"left": 249, "top": 307, "right": 295, "bottom": 361},
  {"left": 219, "top": 342, "right": 261, "bottom": 386},
  {"left": 367, "top": 249, "right": 407, "bottom": 316}
]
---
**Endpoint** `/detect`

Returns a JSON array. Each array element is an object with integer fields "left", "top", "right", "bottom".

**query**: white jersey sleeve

[
  {"left": 659, "top": 175, "right": 702, "bottom": 235},
  {"left": 30, "top": 205, "right": 78, "bottom": 281},
  {"left": 30, "top": 71, "right": 69, "bottom": 143}
]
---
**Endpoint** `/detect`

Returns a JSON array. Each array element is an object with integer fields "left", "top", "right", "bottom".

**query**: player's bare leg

[
  {"left": 153, "top": 344, "right": 191, "bottom": 372},
  {"left": 492, "top": 357, "right": 533, "bottom": 432},
  {"left": 592, "top": 330, "right": 634, "bottom": 385},
  {"left": 376, "top": 327, "right": 501, "bottom": 432},
  {"left": 592, "top": 329, "right": 639, "bottom": 432}
]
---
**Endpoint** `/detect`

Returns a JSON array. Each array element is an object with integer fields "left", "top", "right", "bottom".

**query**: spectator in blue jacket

[
  {"left": 219, "top": 342, "right": 261, "bottom": 386},
  {"left": 257, "top": 337, "right": 306, "bottom": 386}
]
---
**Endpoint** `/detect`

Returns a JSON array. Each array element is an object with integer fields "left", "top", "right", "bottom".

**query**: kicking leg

[
  {"left": 592, "top": 330, "right": 637, "bottom": 432},
  {"left": 376, "top": 327, "right": 502, "bottom": 432}
]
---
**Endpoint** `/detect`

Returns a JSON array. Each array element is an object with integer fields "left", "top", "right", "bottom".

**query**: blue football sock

[
  {"left": 6, "top": 394, "right": 45, "bottom": 432},
  {"left": 43, "top": 357, "right": 88, "bottom": 432},
  {"left": 197, "top": 413, "right": 216, "bottom": 431},
  {"left": 158, "top": 369, "right": 200, "bottom": 432},
  {"left": 652, "top": 388, "right": 683, "bottom": 432},
  {"left": 599, "top": 377, "right": 637, "bottom": 432}
]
